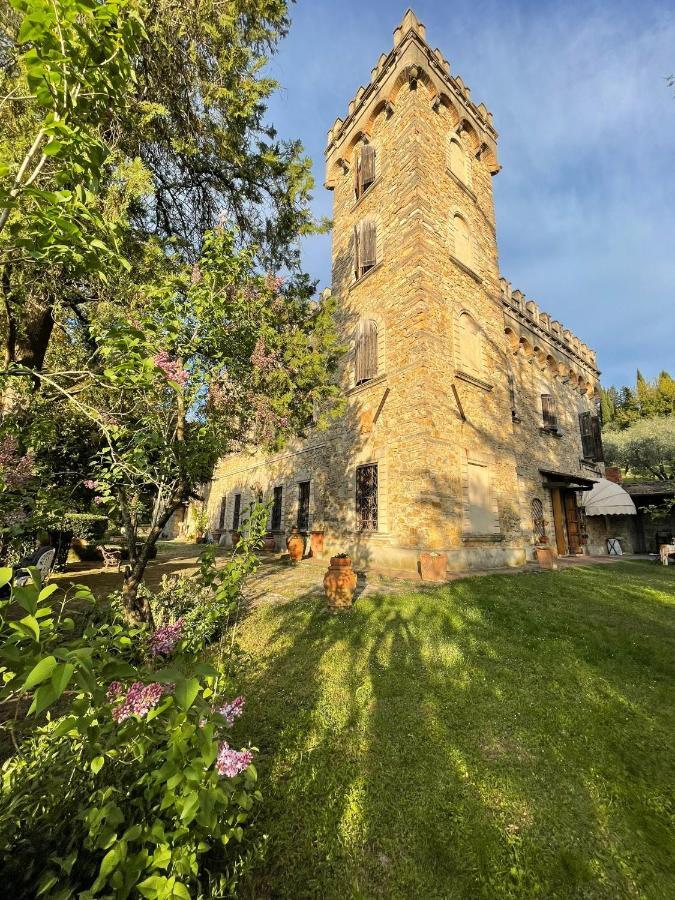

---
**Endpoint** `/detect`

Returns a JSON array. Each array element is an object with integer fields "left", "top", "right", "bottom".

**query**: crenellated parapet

[
  {"left": 325, "top": 8, "right": 499, "bottom": 187},
  {"left": 500, "top": 277, "right": 599, "bottom": 390}
]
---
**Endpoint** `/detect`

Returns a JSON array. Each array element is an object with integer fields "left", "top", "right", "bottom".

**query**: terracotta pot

[
  {"left": 419, "top": 551, "right": 447, "bottom": 582},
  {"left": 286, "top": 530, "right": 305, "bottom": 562},
  {"left": 262, "top": 534, "right": 276, "bottom": 552},
  {"left": 310, "top": 530, "right": 325, "bottom": 558},
  {"left": 231, "top": 531, "right": 241, "bottom": 547},
  {"left": 535, "top": 546, "right": 558, "bottom": 570},
  {"left": 324, "top": 557, "right": 357, "bottom": 610}
]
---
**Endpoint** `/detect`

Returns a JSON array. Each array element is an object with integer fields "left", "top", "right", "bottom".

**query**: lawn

[{"left": 228, "top": 561, "right": 674, "bottom": 899}]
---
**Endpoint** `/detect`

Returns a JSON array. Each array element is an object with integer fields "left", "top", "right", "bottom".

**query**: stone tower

[
  {"left": 324, "top": 9, "right": 523, "bottom": 570},
  {"left": 199, "top": 8, "right": 604, "bottom": 573}
]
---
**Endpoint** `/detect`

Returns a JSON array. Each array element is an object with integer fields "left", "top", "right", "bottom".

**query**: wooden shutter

[
  {"left": 360, "top": 144, "right": 376, "bottom": 191},
  {"left": 297, "top": 481, "right": 310, "bottom": 531},
  {"left": 353, "top": 223, "right": 360, "bottom": 279},
  {"left": 354, "top": 150, "right": 362, "bottom": 199},
  {"left": 590, "top": 415, "right": 604, "bottom": 461},
  {"left": 579, "top": 411, "right": 593, "bottom": 458},
  {"left": 356, "top": 464, "right": 378, "bottom": 531},
  {"left": 355, "top": 320, "right": 378, "bottom": 384},
  {"left": 271, "top": 486, "right": 283, "bottom": 530},
  {"left": 541, "top": 394, "right": 557, "bottom": 429},
  {"left": 467, "top": 462, "right": 492, "bottom": 533},
  {"left": 360, "top": 220, "right": 377, "bottom": 273}
]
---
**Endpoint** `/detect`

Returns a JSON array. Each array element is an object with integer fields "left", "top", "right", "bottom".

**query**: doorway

[{"left": 550, "top": 488, "right": 584, "bottom": 555}]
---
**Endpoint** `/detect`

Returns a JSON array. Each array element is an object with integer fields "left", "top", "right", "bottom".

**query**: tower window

[
  {"left": 355, "top": 319, "right": 378, "bottom": 385},
  {"left": 458, "top": 312, "right": 482, "bottom": 376},
  {"left": 452, "top": 214, "right": 472, "bottom": 266},
  {"left": 355, "top": 143, "right": 376, "bottom": 198},
  {"left": 356, "top": 463, "right": 378, "bottom": 531},
  {"left": 218, "top": 496, "right": 227, "bottom": 529},
  {"left": 354, "top": 219, "right": 377, "bottom": 279},
  {"left": 541, "top": 394, "right": 558, "bottom": 430},
  {"left": 449, "top": 137, "right": 467, "bottom": 183}
]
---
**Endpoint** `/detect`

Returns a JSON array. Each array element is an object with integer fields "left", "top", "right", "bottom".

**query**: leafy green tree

[
  {"left": 602, "top": 370, "right": 675, "bottom": 431},
  {"left": 603, "top": 416, "right": 675, "bottom": 481}
]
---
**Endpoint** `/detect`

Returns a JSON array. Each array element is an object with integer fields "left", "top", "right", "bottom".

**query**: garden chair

[{"left": 13, "top": 546, "right": 57, "bottom": 588}]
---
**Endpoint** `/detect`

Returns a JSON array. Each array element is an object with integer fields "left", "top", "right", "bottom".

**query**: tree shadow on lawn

[{"left": 235, "top": 562, "right": 674, "bottom": 899}]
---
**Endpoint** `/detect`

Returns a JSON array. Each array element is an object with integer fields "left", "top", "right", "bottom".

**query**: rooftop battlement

[
  {"left": 325, "top": 9, "right": 499, "bottom": 179},
  {"left": 500, "top": 277, "right": 598, "bottom": 375}
]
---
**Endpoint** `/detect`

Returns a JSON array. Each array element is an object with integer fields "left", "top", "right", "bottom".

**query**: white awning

[{"left": 580, "top": 478, "right": 637, "bottom": 516}]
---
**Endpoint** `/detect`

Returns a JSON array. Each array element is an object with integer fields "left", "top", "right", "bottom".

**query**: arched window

[
  {"left": 449, "top": 137, "right": 467, "bottom": 183},
  {"left": 354, "top": 143, "right": 376, "bottom": 199},
  {"left": 355, "top": 319, "right": 378, "bottom": 385},
  {"left": 453, "top": 214, "right": 471, "bottom": 266},
  {"left": 458, "top": 312, "right": 482, "bottom": 376},
  {"left": 531, "top": 498, "right": 546, "bottom": 541},
  {"left": 354, "top": 219, "right": 377, "bottom": 279}
]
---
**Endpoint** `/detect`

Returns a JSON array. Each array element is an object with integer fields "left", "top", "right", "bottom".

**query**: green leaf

[
  {"left": 175, "top": 677, "right": 199, "bottom": 711},
  {"left": 27, "top": 682, "right": 57, "bottom": 716},
  {"left": 22, "top": 655, "right": 57, "bottom": 691},
  {"left": 42, "top": 140, "right": 62, "bottom": 156},
  {"left": 180, "top": 791, "right": 199, "bottom": 823},
  {"left": 51, "top": 662, "right": 75, "bottom": 698},
  {"left": 137, "top": 875, "right": 168, "bottom": 899},
  {"left": 91, "top": 755, "right": 105, "bottom": 774},
  {"left": 172, "top": 883, "right": 191, "bottom": 899},
  {"left": 18, "top": 614, "right": 40, "bottom": 641},
  {"left": 38, "top": 583, "right": 58, "bottom": 602},
  {"left": 0, "top": 567, "right": 12, "bottom": 588}
]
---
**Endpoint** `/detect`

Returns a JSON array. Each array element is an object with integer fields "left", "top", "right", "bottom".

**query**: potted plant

[
  {"left": 534, "top": 526, "right": 557, "bottom": 569},
  {"left": 324, "top": 552, "right": 358, "bottom": 610},
  {"left": 286, "top": 526, "right": 305, "bottom": 563}
]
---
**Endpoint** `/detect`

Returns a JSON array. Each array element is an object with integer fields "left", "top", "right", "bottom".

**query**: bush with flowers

[{"left": 0, "top": 547, "right": 261, "bottom": 897}]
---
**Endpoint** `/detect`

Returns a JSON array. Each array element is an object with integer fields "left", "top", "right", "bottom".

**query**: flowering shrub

[
  {"left": 153, "top": 350, "right": 189, "bottom": 387},
  {"left": 0, "top": 564, "right": 260, "bottom": 897}
]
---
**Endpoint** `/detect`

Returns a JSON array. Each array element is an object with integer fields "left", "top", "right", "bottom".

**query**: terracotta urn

[
  {"left": 262, "top": 534, "right": 276, "bottom": 552},
  {"left": 419, "top": 551, "right": 447, "bottom": 582},
  {"left": 535, "top": 545, "right": 557, "bottom": 570},
  {"left": 324, "top": 556, "right": 357, "bottom": 611},
  {"left": 286, "top": 527, "right": 305, "bottom": 563}
]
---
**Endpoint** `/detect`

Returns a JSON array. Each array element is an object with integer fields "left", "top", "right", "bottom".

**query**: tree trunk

[{"left": 120, "top": 494, "right": 185, "bottom": 625}]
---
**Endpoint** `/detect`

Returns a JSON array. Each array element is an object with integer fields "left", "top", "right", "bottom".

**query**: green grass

[{"left": 230, "top": 561, "right": 674, "bottom": 899}]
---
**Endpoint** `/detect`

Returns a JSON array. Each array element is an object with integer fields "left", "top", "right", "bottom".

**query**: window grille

[
  {"left": 218, "top": 497, "right": 227, "bottom": 529},
  {"left": 297, "top": 481, "right": 310, "bottom": 531},
  {"left": 541, "top": 394, "right": 558, "bottom": 430},
  {"left": 271, "top": 486, "right": 283, "bottom": 531},
  {"left": 354, "top": 219, "right": 377, "bottom": 279},
  {"left": 355, "top": 143, "right": 376, "bottom": 198},
  {"left": 355, "top": 319, "right": 378, "bottom": 384},
  {"left": 356, "top": 464, "right": 378, "bottom": 531},
  {"left": 531, "top": 498, "right": 546, "bottom": 541},
  {"left": 232, "top": 493, "right": 241, "bottom": 531}
]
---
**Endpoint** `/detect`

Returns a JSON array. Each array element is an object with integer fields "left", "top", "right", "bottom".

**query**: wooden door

[
  {"left": 550, "top": 488, "right": 567, "bottom": 555},
  {"left": 564, "top": 491, "right": 582, "bottom": 554}
]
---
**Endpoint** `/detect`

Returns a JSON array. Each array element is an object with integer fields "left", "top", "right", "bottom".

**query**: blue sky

[{"left": 265, "top": 1, "right": 675, "bottom": 389}]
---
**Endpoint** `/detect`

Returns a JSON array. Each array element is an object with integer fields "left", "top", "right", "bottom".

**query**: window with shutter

[
  {"left": 449, "top": 138, "right": 466, "bottom": 182},
  {"left": 271, "top": 486, "right": 283, "bottom": 530},
  {"left": 590, "top": 415, "right": 604, "bottom": 461},
  {"left": 218, "top": 496, "right": 227, "bottom": 529},
  {"left": 232, "top": 493, "right": 241, "bottom": 531},
  {"left": 467, "top": 461, "right": 493, "bottom": 533},
  {"left": 356, "top": 463, "right": 378, "bottom": 531},
  {"left": 579, "top": 411, "right": 594, "bottom": 459},
  {"left": 360, "top": 144, "right": 376, "bottom": 193},
  {"left": 355, "top": 319, "right": 378, "bottom": 385},
  {"left": 297, "top": 481, "right": 310, "bottom": 531},
  {"left": 453, "top": 214, "right": 471, "bottom": 266},
  {"left": 357, "top": 220, "right": 377, "bottom": 277},
  {"left": 541, "top": 394, "right": 558, "bottom": 430},
  {"left": 531, "top": 498, "right": 546, "bottom": 540},
  {"left": 458, "top": 312, "right": 481, "bottom": 376}
]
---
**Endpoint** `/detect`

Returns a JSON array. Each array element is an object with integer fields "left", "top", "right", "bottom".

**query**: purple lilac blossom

[
  {"left": 215, "top": 741, "right": 253, "bottom": 777},
  {"left": 111, "top": 681, "right": 172, "bottom": 722},
  {"left": 218, "top": 695, "right": 245, "bottom": 725},
  {"left": 82, "top": 479, "right": 98, "bottom": 490},
  {"left": 149, "top": 618, "right": 185, "bottom": 657},
  {"left": 153, "top": 351, "right": 189, "bottom": 387}
]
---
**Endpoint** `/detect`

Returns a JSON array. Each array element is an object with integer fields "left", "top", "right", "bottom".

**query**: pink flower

[
  {"left": 106, "top": 681, "right": 123, "bottom": 701},
  {"left": 218, "top": 695, "right": 245, "bottom": 725},
  {"left": 251, "top": 337, "right": 278, "bottom": 372},
  {"left": 111, "top": 681, "right": 173, "bottom": 722},
  {"left": 153, "top": 351, "right": 189, "bottom": 387},
  {"left": 190, "top": 263, "right": 202, "bottom": 285},
  {"left": 149, "top": 618, "right": 185, "bottom": 657},
  {"left": 82, "top": 479, "right": 98, "bottom": 490},
  {"left": 93, "top": 495, "right": 105, "bottom": 505},
  {"left": 215, "top": 741, "right": 253, "bottom": 777}
]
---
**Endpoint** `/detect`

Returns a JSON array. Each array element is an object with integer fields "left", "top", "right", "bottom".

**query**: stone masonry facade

[{"left": 193, "top": 9, "right": 604, "bottom": 573}]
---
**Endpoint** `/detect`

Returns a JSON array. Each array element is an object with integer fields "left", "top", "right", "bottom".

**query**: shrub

[
  {"left": 63, "top": 513, "right": 109, "bottom": 542},
  {"left": 0, "top": 563, "right": 261, "bottom": 897}
]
